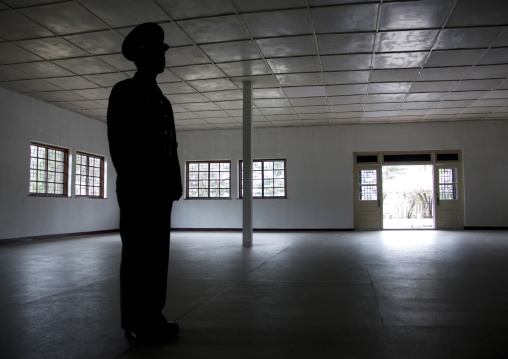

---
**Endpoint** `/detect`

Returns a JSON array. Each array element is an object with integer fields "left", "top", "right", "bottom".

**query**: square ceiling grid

[{"left": 0, "top": 0, "right": 507, "bottom": 131}]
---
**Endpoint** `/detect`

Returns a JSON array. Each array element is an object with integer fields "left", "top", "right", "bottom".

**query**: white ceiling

[{"left": 1, "top": 0, "right": 508, "bottom": 131}]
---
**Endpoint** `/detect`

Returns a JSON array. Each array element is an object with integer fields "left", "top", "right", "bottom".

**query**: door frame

[{"left": 353, "top": 151, "right": 463, "bottom": 230}]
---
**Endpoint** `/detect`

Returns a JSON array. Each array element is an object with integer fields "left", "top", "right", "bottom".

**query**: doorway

[{"left": 382, "top": 165, "right": 434, "bottom": 229}]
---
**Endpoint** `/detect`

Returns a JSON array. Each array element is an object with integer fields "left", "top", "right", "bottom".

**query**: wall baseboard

[
  {"left": 0, "top": 229, "right": 119, "bottom": 245},
  {"left": 171, "top": 228, "right": 354, "bottom": 232},
  {"left": 464, "top": 226, "right": 508, "bottom": 230}
]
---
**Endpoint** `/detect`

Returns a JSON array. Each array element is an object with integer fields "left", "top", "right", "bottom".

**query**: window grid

[
  {"left": 75, "top": 152, "right": 104, "bottom": 197},
  {"left": 187, "top": 161, "right": 231, "bottom": 199},
  {"left": 29, "top": 143, "right": 68, "bottom": 196},
  {"left": 439, "top": 168, "right": 458, "bottom": 200},
  {"left": 359, "top": 169, "right": 377, "bottom": 201},
  {"left": 240, "top": 159, "right": 286, "bottom": 199}
]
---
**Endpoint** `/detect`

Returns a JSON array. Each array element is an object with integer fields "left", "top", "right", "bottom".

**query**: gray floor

[{"left": 1, "top": 230, "right": 508, "bottom": 359}]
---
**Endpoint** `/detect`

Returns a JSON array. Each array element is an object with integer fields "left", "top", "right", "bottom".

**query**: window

[
  {"left": 187, "top": 161, "right": 231, "bottom": 199},
  {"left": 240, "top": 159, "right": 286, "bottom": 198},
  {"left": 29, "top": 142, "right": 68, "bottom": 196},
  {"left": 438, "top": 168, "right": 458, "bottom": 200},
  {"left": 75, "top": 152, "right": 105, "bottom": 197},
  {"left": 359, "top": 169, "right": 377, "bottom": 201}
]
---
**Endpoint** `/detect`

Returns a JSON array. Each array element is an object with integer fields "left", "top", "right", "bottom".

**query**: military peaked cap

[{"left": 122, "top": 23, "right": 169, "bottom": 62}]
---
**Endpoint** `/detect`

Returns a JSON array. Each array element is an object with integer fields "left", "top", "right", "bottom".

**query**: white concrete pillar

[{"left": 242, "top": 81, "right": 253, "bottom": 247}]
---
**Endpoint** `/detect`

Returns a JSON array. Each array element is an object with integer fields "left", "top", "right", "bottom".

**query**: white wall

[
  {"left": 0, "top": 87, "right": 119, "bottom": 240},
  {"left": 173, "top": 119, "right": 508, "bottom": 229}
]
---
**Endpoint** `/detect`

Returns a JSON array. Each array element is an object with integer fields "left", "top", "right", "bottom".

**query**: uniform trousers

[{"left": 117, "top": 192, "right": 173, "bottom": 331}]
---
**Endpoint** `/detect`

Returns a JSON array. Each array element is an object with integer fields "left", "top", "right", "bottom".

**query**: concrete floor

[{"left": 1, "top": 230, "right": 508, "bottom": 358}]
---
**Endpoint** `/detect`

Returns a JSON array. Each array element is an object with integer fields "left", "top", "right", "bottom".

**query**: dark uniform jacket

[{"left": 107, "top": 73, "right": 182, "bottom": 202}]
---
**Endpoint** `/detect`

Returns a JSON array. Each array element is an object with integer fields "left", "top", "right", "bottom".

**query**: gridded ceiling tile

[
  {"left": 379, "top": 0, "right": 454, "bottom": 30},
  {"left": 405, "top": 92, "right": 447, "bottom": 102},
  {"left": 321, "top": 54, "right": 372, "bottom": 71},
  {"left": 410, "top": 81, "right": 456, "bottom": 92},
  {"left": 80, "top": 0, "right": 169, "bottom": 28},
  {"left": 232, "top": 0, "right": 307, "bottom": 12},
  {"left": 0, "top": 11, "right": 53, "bottom": 40},
  {"left": 327, "top": 84, "right": 368, "bottom": 96},
  {"left": 416, "top": 67, "right": 470, "bottom": 81},
  {"left": 158, "top": 0, "right": 235, "bottom": 20},
  {"left": 366, "top": 103, "right": 402, "bottom": 111},
  {"left": 202, "top": 89, "right": 243, "bottom": 101},
  {"left": 256, "top": 36, "right": 317, "bottom": 58},
  {"left": 317, "top": 33, "right": 375, "bottom": 55},
  {"left": 364, "top": 110, "right": 397, "bottom": 118},
  {"left": 180, "top": 102, "right": 221, "bottom": 112},
  {"left": 20, "top": 2, "right": 108, "bottom": 35},
  {"left": 167, "top": 93, "right": 210, "bottom": 103},
  {"left": 328, "top": 95, "right": 365, "bottom": 105},
  {"left": 493, "top": 30, "right": 508, "bottom": 47},
  {"left": 158, "top": 23, "right": 193, "bottom": 47},
  {"left": 294, "top": 106, "right": 329, "bottom": 114},
  {"left": 376, "top": 30, "right": 439, "bottom": 52},
  {"left": 267, "top": 57, "right": 321, "bottom": 74},
  {"left": 214, "top": 100, "right": 243, "bottom": 110},
  {"left": 400, "top": 102, "right": 438, "bottom": 110},
  {"left": 452, "top": 79, "right": 502, "bottom": 91},
  {"left": 434, "top": 27, "right": 504, "bottom": 50},
  {"left": 45, "top": 76, "right": 99, "bottom": 90},
  {"left": 444, "top": 91, "right": 486, "bottom": 101},
  {"left": 253, "top": 88, "right": 285, "bottom": 99},
  {"left": 424, "top": 49, "right": 485, "bottom": 67},
  {"left": 15, "top": 38, "right": 89, "bottom": 60},
  {"left": 33, "top": 90, "right": 86, "bottom": 102},
  {"left": 373, "top": 52, "right": 428, "bottom": 69},
  {"left": 195, "top": 110, "right": 230, "bottom": 118},
  {"left": 0, "top": 43, "right": 42, "bottom": 64},
  {"left": 324, "top": 71, "right": 370, "bottom": 85},
  {"left": 231, "top": 74, "right": 279, "bottom": 88},
  {"left": 370, "top": 69, "right": 420, "bottom": 82},
  {"left": 477, "top": 48, "right": 508, "bottom": 65},
  {"left": 330, "top": 103, "right": 364, "bottom": 112},
  {"left": 154, "top": 70, "right": 181, "bottom": 83},
  {"left": 97, "top": 54, "right": 136, "bottom": 71},
  {"left": 188, "top": 78, "right": 237, "bottom": 92},
  {"left": 253, "top": 99, "right": 291, "bottom": 108},
  {"left": 13, "top": 79, "right": 61, "bottom": 91},
  {"left": 446, "top": 0, "right": 508, "bottom": 27},
  {"left": 241, "top": 9, "right": 313, "bottom": 38},
  {"left": 464, "top": 65, "right": 508, "bottom": 80},
  {"left": 367, "top": 93, "right": 406, "bottom": 103},
  {"left": 283, "top": 86, "right": 326, "bottom": 98},
  {"left": 260, "top": 107, "right": 296, "bottom": 115},
  {"left": 72, "top": 88, "right": 111, "bottom": 100},
  {"left": 277, "top": 73, "right": 324, "bottom": 87},
  {"left": 436, "top": 100, "right": 475, "bottom": 108},
  {"left": 52, "top": 57, "right": 117, "bottom": 75},
  {"left": 64, "top": 31, "right": 124, "bottom": 55},
  {"left": 217, "top": 60, "right": 271, "bottom": 77},
  {"left": 67, "top": 100, "right": 105, "bottom": 109},
  {"left": 0, "top": 81, "right": 32, "bottom": 92},
  {"left": 177, "top": 16, "right": 250, "bottom": 44},
  {"left": 483, "top": 90, "right": 508, "bottom": 99},
  {"left": 369, "top": 82, "right": 411, "bottom": 94},
  {"left": 397, "top": 109, "right": 430, "bottom": 116},
  {"left": 311, "top": 4, "right": 379, "bottom": 33},
  {"left": 471, "top": 99, "right": 508, "bottom": 107},
  {"left": 289, "top": 97, "right": 328, "bottom": 106},
  {"left": 166, "top": 46, "right": 210, "bottom": 67},
  {"left": 200, "top": 41, "right": 262, "bottom": 63},
  {"left": 0, "top": 65, "right": 35, "bottom": 81},
  {"left": 159, "top": 82, "right": 197, "bottom": 95},
  {"left": 170, "top": 64, "right": 226, "bottom": 81},
  {"left": 174, "top": 112, "right": 199, "bottom": 120}
]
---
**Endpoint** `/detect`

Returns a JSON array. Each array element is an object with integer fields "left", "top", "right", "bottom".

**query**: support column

[{"left": 242, "top": 81, "right": 253, "bottom": 247}]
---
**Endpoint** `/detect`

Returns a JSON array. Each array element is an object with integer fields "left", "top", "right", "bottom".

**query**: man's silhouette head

[{"left": 122, "top": 23, "right": 169, "bottom": 76}]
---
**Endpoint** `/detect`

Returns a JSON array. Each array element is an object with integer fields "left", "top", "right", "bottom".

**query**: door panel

[
  {"left": 355, "top": 167, "right": 382, "bottom": 230},
  {"left": 435, "top": 165, "right": 463, "bottom": 229}
]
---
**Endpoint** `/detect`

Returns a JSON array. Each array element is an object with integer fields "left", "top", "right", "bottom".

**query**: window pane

[
  {"left": 264, "top": 188, "right": 274, "bottom": 196},
  {"left": 220, "top": 162, "right": 230, "bottom": 171},
  {"left": 199, "top": 189, "right": 208, "bottom": 197},
  {"left": 210, "top": 188, "right": 219, "bottom": 197},
  {"left": 360, "top": 185, "right": 377, "bottom": 201},
  {"left": 439, "top": 168, "right": 457, "bottom": 184},
  {"left": 186, "top": 161, "right": 231, "bottom": 199},
  {"left": 440, "top": 184, "right": 457, "bottom": 200},
  {"left": 359, "top": 170, "right": 377, "bottom": 185},
  {"left": 210, "top": 163, "right": 220, "bottom": 171},
  {"left": 199, "top": 163, "right": 209, "bottom": 171},
  {"left": 189, "top": 163, "right": 198, "bottom": 171},
  {"left": 253, "top": 162, "right": 262, "bottom": 170}
]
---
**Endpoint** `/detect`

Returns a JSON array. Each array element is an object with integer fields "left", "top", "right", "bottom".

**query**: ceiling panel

[{"left": 0, "top": 0, "right": 506, "bottom": 127}]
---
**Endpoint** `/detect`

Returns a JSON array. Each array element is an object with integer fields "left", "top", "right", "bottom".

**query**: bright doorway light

[{"left": 382, "top": 165, "right": 434, "bottom": 229}]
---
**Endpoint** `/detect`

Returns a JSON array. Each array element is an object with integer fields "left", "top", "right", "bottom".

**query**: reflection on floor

[{"left": 1, "top": 230, "right": 508, "bottom": 358}]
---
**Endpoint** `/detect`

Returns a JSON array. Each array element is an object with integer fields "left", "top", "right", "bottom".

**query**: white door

[
  {"left": 435, "top": 165, "right": 463, "bottom": 229},
  {"left": 355, "top": 167, "right": 382, "bottom": 230}
]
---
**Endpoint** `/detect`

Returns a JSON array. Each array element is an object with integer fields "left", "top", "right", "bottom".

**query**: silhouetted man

[{"left": 107, "top": 22, "right": 182, "bottom": 343}]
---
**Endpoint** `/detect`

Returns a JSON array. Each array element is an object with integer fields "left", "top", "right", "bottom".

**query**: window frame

[
  {"left": 239, "top": 159, "right": 287, "bottom": 199},
  {"left": 29, "top": 142, "right": 69, "bottom": 197},
  {"left": 75, "top": 151, "right": 105, "bottom": 198},
  {"left": 186, "top": 160, "right": 232, "bottom": 200}
]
